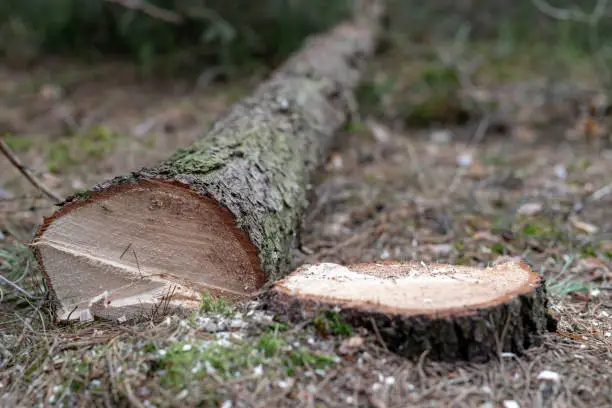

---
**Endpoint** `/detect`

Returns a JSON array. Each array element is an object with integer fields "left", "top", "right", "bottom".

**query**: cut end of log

[
  {"left": 272, "top": 260, "right": 540, "bottom": 316},
  {"left": 33, "top": 179, "right": 264, "bottom": 321},
  {"left": 265, "top": 260, "right": 556, "bottom": 362}
]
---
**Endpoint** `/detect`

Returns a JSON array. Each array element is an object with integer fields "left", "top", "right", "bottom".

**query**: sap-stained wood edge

[{"left": 263, "top": 260, "right": 558, "bottom": 362}]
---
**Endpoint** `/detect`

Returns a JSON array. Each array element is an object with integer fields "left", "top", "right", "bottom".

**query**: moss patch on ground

[{"left": 46, "top": 125, "right": 123, "bottom": 173}]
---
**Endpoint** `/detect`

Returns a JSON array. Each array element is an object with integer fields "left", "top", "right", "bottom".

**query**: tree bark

[
  {"left": 33, "top": 1, "right": 386, "bottom": 322},
  {"left": 264, "top": 260, "right": 557, "bottom": 362}
]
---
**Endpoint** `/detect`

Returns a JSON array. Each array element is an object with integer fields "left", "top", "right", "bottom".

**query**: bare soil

[{"left": 1, "top": 52, "right": 611, "bottom": 408}]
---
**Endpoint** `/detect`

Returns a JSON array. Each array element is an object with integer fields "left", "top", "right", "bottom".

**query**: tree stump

[
  {"left": 264, "top": 260, "right": 557, "bottom": 362},
  {"left": 32, "top": 1, "right": 386, "bottom": 322}
]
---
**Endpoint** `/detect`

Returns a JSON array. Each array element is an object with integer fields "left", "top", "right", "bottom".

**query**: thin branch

[
  {"left": 531, "top": 0, "right": 590, "bottom": 22},
  {"left": 532, "top": 0, "right": 612, "bottom": 91},
  {"left": 0, "top": 274, "right": 40, "bottom": 300},
  {"left": 105, "top": 0, "right": 184, "bottom": 24},
  {"left": 589, "top": 181, "right": 612, "bottom": 200},
  {"left": 0, "top": 139, "right": 63, "bottom": 204},
  {"left": 124, "top": 381, "right": 147, "bottom": 408}
]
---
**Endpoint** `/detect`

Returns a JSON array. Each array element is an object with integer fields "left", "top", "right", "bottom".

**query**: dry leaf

[
  {"left": 517, "top": 202, "right": 543, "bottom": 216},
  {"left": 339, "top": 335, "right": 365, "bottom": 355},
  {"left": 325, "top": 152, "right": 343, "bottom": 171},
  {"left": 569, "top": 216, "right": 599, "bottom": 234}
]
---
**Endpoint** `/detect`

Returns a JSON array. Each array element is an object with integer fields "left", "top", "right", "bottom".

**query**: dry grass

[{"left": 1, "top": 43, "right": 612, "bottom": 407}]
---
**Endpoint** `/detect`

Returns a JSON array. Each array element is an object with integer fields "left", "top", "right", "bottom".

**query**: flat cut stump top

[
  {"left": 265, "top": 260, "right": 555, "bottom": 361},
  {"left": 273, "top": 260, "right": 540, "bottom": 316}
]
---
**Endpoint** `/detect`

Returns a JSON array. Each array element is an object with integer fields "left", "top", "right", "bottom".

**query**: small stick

[
  {"left": 132, "top": 249, "right": 142, "bottom": 278},
  {"left": 119, "top": 243, "right": 133, "bottom": 260},
  {"left": 0, "top": 274, "right": 39, "bottom": 299},
  {"left": 369, "top": 317, "right": 389, "bottom": 352},
  {"left": 0, "top": 139, "right": 63, "bottom": 204},
  {"left": 124, "top": 382, "right": 146, "bottom": 408},
  {"left": 104, "top": 0, "right": 184, "bottom": 24}
]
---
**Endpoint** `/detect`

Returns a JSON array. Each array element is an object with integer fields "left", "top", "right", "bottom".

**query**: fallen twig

[
  {"left": 0, "top": 275, "right": 40, "bottom": 300},
  {"left": 0, "top": 139, "right": 63, "bottom": 204},
  {"left": 588, "top": 181, "right": 612, "bottom": 201},
  {"left": 104, "top": 0, "right": 184, "bottom": 24}
]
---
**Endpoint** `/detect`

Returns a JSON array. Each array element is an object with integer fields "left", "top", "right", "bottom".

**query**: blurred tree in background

[
  {"left": 0, "top": 0, "right": 352, "bottom": 73},
  {"left": 1, "top": 0, "right": 612, "bottom": 79}
]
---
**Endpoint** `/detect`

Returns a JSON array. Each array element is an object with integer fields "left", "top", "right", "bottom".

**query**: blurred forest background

[{"left": 2, "top": 0, "right": 612, "bottom": 76}]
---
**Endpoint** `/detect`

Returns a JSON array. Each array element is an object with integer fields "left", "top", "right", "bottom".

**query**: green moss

[
  {"left": 491, "top": 242, "right": 505, "bottom": 255},
  {"left": 256, "top": 332, "right": 283, "bottom": 357},
  {"left": 483, "top": 154, "right": 508, "bottom": 166},
  {"left": 356, "top": 73, "right": 396, "bottom": 115},
  {"left": 453, "top": 241, "right": 465, "bottom": 252},
  {"left": 313, "top": 311, "right": 353, "bottom": 337},
  {"left": 72, "top": 189, "right": 91, "bottom": 202},
  {"left": 284, "top": 347, "right": 335, "bottom": 376},
  {"left": 344, "top": 120, "right": 368, "bottom": 133},
  {"left": 142, "top": 342, "right": 157, "bottom": 353},
  {"left": 406, "top": 94, "right": 464, "bottom": 126},
  {"left": 454, "top": 255, "right": 470, "bottom": 265},
  {"left": 579, "top": 242, "right": 598, "bottom": 257},
  {"left": 157, "top": 332, "right": 335, "bottom": 388},
  {"left": 153, "top": 80, "right": 333, "bottom": 281},
  {"left": 168, "top": 138, "right": 241, "bottom": 174},
  {"left": 199, "top": 292, "right": 235, "bottom": 316},
  {"left": 2, "top": 133, "right": 35, "bottom": 151},
  {"left": 268, "top": 321, "right": 291, "bottom": 332},
  {"left": 402, "top": 64, "right": 468, "bottom": 126},
  {"left": 141, "top": 134, "right": 157, "bottom": 149},
  {"left": 516, "top": 216, "right": 564, "bottom": 241},
  {"left": 521, "top": 224, "right": 541, "bottom": 236},
  {"left": 414, "top": 65, "right": 460, "bottom": 89},
  {"left": 46, "top": 125, "right": 123, "bottom": 173}
]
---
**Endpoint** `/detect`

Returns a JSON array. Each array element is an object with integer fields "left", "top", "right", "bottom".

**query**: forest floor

[{"left": 1, "top": 42, "right": 612, "bottom": 407}]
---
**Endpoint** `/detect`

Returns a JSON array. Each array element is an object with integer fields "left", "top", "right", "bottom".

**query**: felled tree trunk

[
  {"left": 264, "top": 260, "right": 557, "bottom": 362},
  {"left": 33, "top": 1, "right": 386, "bottom": 322}
]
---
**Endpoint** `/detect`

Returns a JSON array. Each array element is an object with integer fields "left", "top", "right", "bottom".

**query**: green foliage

[
  {"left": 0, "top": 241, "right": 46, "bottom": 314},
  {"left": 356, "top": 73, "right": 396, "bottom": 115},
  {"left": 405, "top": 63, "right": 469, "bottom": 125},
  {"left": 0, "top": 242, "right": 32, "bottom": 282},
  {"left": 413, "top": 65, "right": 460, "bottom": 90},
  {"left": 157, "top": 333, "right": 335, "bottom": 388},
  {"left": 314, "top": 311, "right": 353, "bottom": 337},
  {"left": 387, "top": 0, "right": 612, "bottom": 51},
  {"left": 490, "top": 242, "right": 505, "bottom": 255},
  {"left": 2, "top": 133, "right": 35, "bottom": 152},
  {"left": 284, "top": 346, "right": 335, "bottom": 376},
  {"left": 73, "top": 190, "right": 91, "bottom": 202},
  {"left": 547, "top": 277, "right": 592, "bottom": 297},
  {"left": 516, "top": 217, "right": 564, "bottom": 241},
  {"left": 268, "top": 321, "right": 290, "bottom": 332},
  {"left": 46, "top": 125, "right": 123, "bottom": 173},
  {"left": 453, "top": 241, "right": 466, "bottom": 252},
  {"left": 580, "top": 242, "right": 599, "bottom": 257},
  {"left": 256, "top": 332, "right": 283, "bottom": 357},
  {"left": 0, "top": 0, "right": 352, "bottom": 72},
  {"left": 199, "top": 292, "right": 234, "bottom": 316}
]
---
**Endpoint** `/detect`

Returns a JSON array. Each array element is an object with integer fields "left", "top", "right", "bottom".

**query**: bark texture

[
  {"left": 33, "top": 2, "right": 386, "bottom": 321},
  {"left": 263, "top": 261, "right": 558, "bottom": 362}
]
